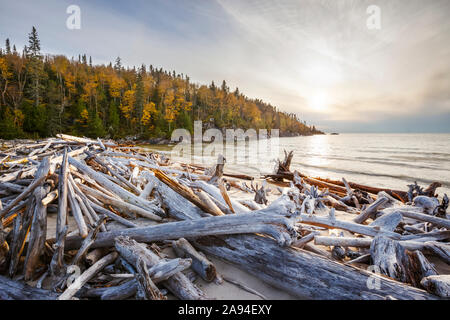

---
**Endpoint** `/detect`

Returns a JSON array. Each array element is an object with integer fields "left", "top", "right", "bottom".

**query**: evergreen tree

[
  {"left": 27, "top": 27, "right": 40, "bottom": 57},
  {"left": 5, "top": 39, "right": 11, "bottom": 54}
]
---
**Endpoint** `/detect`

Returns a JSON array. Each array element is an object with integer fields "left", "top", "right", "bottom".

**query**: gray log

[
  {"left": 115, "top": 236, "right": 204, "bottom": 300},
  {"left": 58, "top": 251, "right": 118, "bottom": 300},
  {"left": 172, "top": 238, "right": 218, "bottom": 282},
  {"left": 192, "top": 234, "right": 436, "bottom": 299},
  {"left": 0, "top": 275, "right": 58, "bottom": 300},
  {"left": 77, "top": 182, "right": 162, "bottom": 221},
  {"left": 420, "top": 275, "right": 450, "bottom": 298},
  {"left": 0, "top": 157, "right": 50, "bottom": 218},
  {"left": 68, "top": 156, "right": 160, "bottom": 214},
  {"left": 424, "top": 241, "right": 450, "bottom": 264},
  {"left": 63, "top": 211, "right": 296, "bottom": 250}
]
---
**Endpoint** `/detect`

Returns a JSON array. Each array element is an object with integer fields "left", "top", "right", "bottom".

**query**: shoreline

[{"left": 0, "top": 134, "right": 448, "bottom": 300}]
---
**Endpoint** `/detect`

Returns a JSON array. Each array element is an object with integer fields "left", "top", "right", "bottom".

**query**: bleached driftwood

[
  {"left": 424, "top": 241, "right": 450, "bottom": 264},
  {"left": 383, "top": 207, "right": 450, "bottom": 229},
  {"left": 172, "top": 238, "right": 218, "bottom": 282},
  {"left": 115, "top": 236, "right": 204, "bottom": 300},
  {"left": 77, "top": 183, "right": 162, "bottom": 221},
  {"left": 353, "top": 196, "right": 389, "bottom": 224},
  {"left": 420, "top": 275, "right": 450, "bottom": 298},
  {"left": 192, "top": 234, "right": 436, "bottom": 299},
  {"left": 68, "top": 157, "right": 160, "bottom": 214},
  {"left": 64, "top": 210, "right": 297, "bottom": 250},
  {"left": 0, "top": 157, "right": 50, "bottom": 218},
  {"left": 58, "top": 251, "right": 118, "bottom": 300},
  {"left": 0, "top": 275, "right": 58, "bottom": 300}
]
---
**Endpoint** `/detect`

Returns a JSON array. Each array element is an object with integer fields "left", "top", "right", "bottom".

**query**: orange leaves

[
  {"left": 120, "top": 89, "right": 135, "bottom": 119},
  {"left": 75, "top": 108, "right": 89, "bottom": 126},
  {"left": 64, "top": 72, "right": 76, "bottom": 95},
  {"left": 82, "top": 75, "right": 98, "bottom": 104},
  {"left": 141, "top": 102, "right": 156, "bottom": 126},
  {"left": 80, "top": 108, "right": 89, "bottom": 121},
  {"left": 0, "top": 57, "right": 12, "bottom": 80},
  {"left": 109, "top": 75, "right": 126, "bottom": 99}
]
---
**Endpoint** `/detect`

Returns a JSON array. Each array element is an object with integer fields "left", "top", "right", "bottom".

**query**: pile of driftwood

[{"left": 0, "top": 135, "right": 448, "bottom": 300}]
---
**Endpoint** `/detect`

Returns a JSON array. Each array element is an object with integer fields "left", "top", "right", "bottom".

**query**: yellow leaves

[
  {"left": 141, "top": 102, "right": 156, "bottom": 125},
  {"left": 80, "top": 108, "right": 89, "bottom": 121},
  {"left": 51, "top": 55, "right": 69, "bottom": 75},
  {"left": 64, "top": 72, "right": 76, "bottom": 94},
  {"left": 120, "top": 89, "right": 135, "bottom": 119},
  {"left": 109, "top": 76, "right": 126, "bottom": 99},
  {"left": 82, "top": 75, "right": 98, "bottom": 103},
  {"left": 13, "top": 109, "right": 24, "bottom": 127},
  {"left": 75, "top": 108, "right": 89, "bottom": 126},
  {"left": 164, "top": 105, "right": 176, "bottom": 123},
  {"left": 0, "top": 57, "right": 12, "bottom": 79}
]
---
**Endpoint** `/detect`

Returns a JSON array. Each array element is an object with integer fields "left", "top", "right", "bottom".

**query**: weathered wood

[
  {"left": 85, "top": 248, "right": 108, "bottom": 266},
  {"left": 192, "top": 180, "right": 250, "bottom": 213},
  {"left": 297, "top": 212, "right": 401, "bottom": 239},
  {"left": 69, "top": 174, "right": 106, "bottom": 232},
  {"left": 0, "top": 146, "right": 87, "bottom": 183},
  {"left": 152, "top": 168, "right": 222, "bottom": 216},
  {"left": 192, "top": 234, "right": 436, "bottom": 299},
  {"left": 88, "top": 200, "right": 138, "bottom": 229},
  {"left": 146, "top": 172, "right": 204, "bottom": 220},
  {"left": 420, "top": 275, "right": 450, "bottom": 298},
  {"left": 41, "top": 189, "right": 58, "bottom": 206},
  {"left": 353, "top": 196, "right": 389, "bottom": 224},
  {"left": 87, "top": 151, "right": 141, "bottom": 194},
  {"left": 370, "top": 236, "right": 417, "bottom": 285},
  {"left": 68, "top": 156, "right": 160, "bottom": 214},
  {"left": 208, "top": 154, "right": 225, "bottom": 185},
  {"left": 424, "top": 241, "right": 450, "bottom": 264},
  {"left": 58, "top": 251, "right": 118, "bottom": 300},
  {"left": 218, "top": 179, "right": 236, "bottom": 213},
  {"left": 413, "top": 196, "right": 440, "bottom": 215},
  {"left": 71, "top": 218, "right": 106, "bottom": 266},
  {"left": 67, "top": 179, "right": 88, "bottom": 238},
  {"left": 172, "top": 238, "right": 218, "bottom": 282},
  {"left": 292, "top": 231, "right": 319, "bottom": 249},
  {"left": 84, "top": 257, "right": 192, "bottom": 299},
  {"left": 314, "top": 236, "right": 429, "bottom": 251},
  {"left": 385, "top": 207, "right": 450, "bottom": 229},
  {"left": 409, "top": 250, "right": 438, "bottom": 283},
  {"left": 135, "top": 258, "right": 166, "bottom": 300},
  {"left": 0, "top": 275, "right": 58, "bottom": 300},
  {"left": 194, "top": 189, "right": 225, "bottom": 216},
  {"left": 0, "top": 157, "right": 50, "bottom": 218},
  {"left": 64, "top": 210, "right": 297, "bottom": 250},
  {"left": 115, "top": 236, "right": 204, "bottom": 300},
  {"left": 77, "top": 182, "right": 162, "bottom": 222},
  {"left": 369, "top": 211, "right": 402, "bottom": 232},
  {"left": 23, "top": 183, "right": 49, "bottom": 280}
]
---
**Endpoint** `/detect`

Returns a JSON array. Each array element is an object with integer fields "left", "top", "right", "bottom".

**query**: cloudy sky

[{"left": 1, "top": 0, "right": 449, "bottom": 132}]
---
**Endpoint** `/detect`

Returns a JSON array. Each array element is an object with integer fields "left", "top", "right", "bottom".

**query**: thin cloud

[{"left": 1, "top": 0, "right": 449, "bottom": 132}]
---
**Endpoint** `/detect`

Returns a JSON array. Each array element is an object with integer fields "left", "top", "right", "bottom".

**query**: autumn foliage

[{"left": 0, "top": 27, "right": 322, "bottom": 140}]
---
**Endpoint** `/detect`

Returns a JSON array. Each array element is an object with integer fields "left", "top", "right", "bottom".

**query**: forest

[{"left": 0, "top": 27, "right": 323, "bottom": 140}]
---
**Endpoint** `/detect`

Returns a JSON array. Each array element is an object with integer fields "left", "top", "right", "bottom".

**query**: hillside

[{"left": 0, "top": 27, "right": 323, "bottom": 140}]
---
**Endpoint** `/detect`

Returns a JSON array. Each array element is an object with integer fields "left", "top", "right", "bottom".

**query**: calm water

[{"left": 145, "top": 133, "right": 450, "bottom": 197}]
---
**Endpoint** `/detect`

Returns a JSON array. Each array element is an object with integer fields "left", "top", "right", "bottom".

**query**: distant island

[{"left": 0, "top": 27, "right": 323, "bottom": 141}]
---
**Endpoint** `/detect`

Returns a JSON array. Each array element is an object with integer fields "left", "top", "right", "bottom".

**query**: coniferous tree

[
  {"left": 0, "top": 28, "right": 322, "bottom": 139},
  {"left": 5, "top": 39, "right": 11, "bottom": 54}
]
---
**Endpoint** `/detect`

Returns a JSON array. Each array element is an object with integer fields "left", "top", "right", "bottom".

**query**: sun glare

[{"left": 308, "top": 92, "right": 329, "bottom": 112}]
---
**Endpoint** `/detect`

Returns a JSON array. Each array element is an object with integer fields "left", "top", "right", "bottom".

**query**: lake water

[{"left": 144, "top": 133, "right": 450, "bottom": 197}]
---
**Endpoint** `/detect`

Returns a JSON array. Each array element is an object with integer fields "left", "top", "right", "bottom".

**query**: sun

[{"left": 308, "top": 92, "right": 329, "bottom": 112}]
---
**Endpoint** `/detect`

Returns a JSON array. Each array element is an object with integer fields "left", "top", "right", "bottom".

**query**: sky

[{"left": 1, "top": 0, "right": 449, "bottom": 133}]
